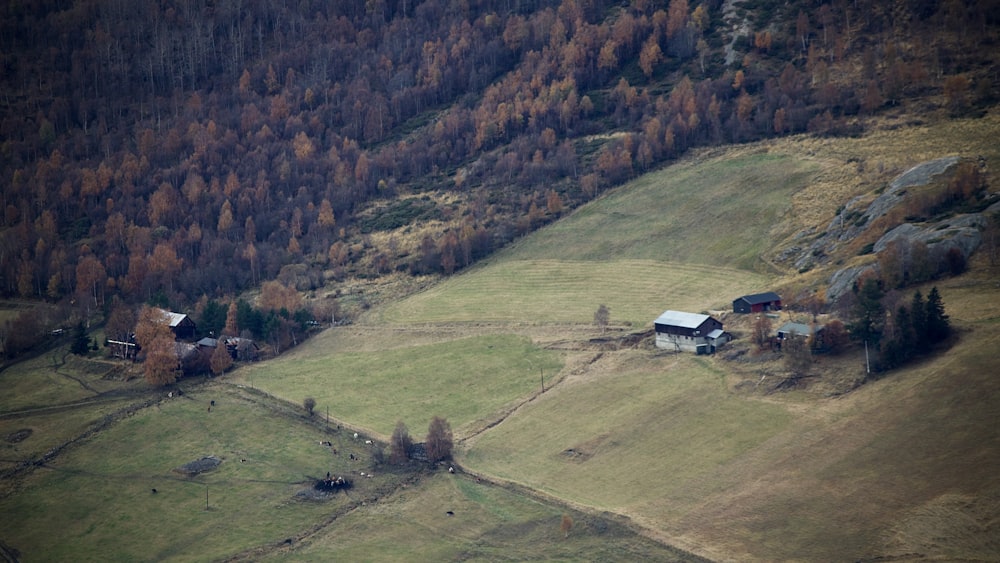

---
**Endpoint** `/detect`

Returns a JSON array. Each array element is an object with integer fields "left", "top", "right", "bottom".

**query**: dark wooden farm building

[
  {"left": 160, "top": 310, "right": 197, "bottom": 340},
  {"left": 732, "top": 292, "right": 782, "bottom": 314}
]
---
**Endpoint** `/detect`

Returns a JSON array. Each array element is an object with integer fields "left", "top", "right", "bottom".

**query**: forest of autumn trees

[{"left": 1, "top": 0, "right": 997, "bottom": 342}]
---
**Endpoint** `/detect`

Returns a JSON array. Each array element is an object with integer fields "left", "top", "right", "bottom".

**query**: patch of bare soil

[
  {"left": 562, "top": 433, "right": 613, "bottom": 463},
  {"left": 5, "top": 428, "right": 31, "bottom": 443},
  {"left": 174, "top": 455, "right": 222, "bottom": 476}
]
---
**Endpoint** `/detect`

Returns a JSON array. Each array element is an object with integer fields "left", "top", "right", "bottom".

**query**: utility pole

[{"left": 865, "top": 340, "right": 870, "bottom": 375}]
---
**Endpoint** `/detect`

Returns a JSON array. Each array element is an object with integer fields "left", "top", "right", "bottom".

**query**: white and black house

[{"left": 653, "top": 310, "right": 731, "bottom": 354}]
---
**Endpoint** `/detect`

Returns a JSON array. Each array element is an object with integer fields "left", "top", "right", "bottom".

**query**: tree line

[
  {"left": 1, "top": 0, "right": 995, "bottom": 350},
  {"left": 848, "top": 279, "right": 951, "bottom": 373}
]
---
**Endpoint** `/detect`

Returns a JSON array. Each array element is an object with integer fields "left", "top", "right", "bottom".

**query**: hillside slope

[
  {"left": 2, "top": 110, "right": 998, "bottom": 560},
  {"left": 2, "top": 0, "right": 998, "bottom": 348},
  {"left": 232, "top": 112, "right": 1000, "bottom": 560}
]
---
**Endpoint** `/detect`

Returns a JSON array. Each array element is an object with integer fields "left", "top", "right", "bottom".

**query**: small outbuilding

[
  {"left": 653, "top": 310, "right": 730, "bottom": 354},
  {"left": 776, "top": 321, "right": 821, "bottom": 341},
  {"left": 224, "top": 337, "right": 259, "bottom": 361},
  {"left": 732, "top": 292, "right": 782, "bottom": 314}
]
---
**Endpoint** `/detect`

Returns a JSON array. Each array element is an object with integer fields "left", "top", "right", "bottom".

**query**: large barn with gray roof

[{"left": 653, "top": 310, "right": 730, "bottom": 354}]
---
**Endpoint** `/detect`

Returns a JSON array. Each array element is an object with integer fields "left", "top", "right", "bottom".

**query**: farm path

[
  {"left": 0, "top": 390, "right": 143, "bottom": 420},
  {"left": 456, "top": 349, "right": 606, "bottom": 446},
  {"left": 48, "top": 350, "right": 102, "bottom": 395}
]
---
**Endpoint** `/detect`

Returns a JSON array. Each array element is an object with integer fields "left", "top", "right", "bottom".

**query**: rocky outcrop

[
  {"left": 781, "top": 156, "right": 1000, "bottom": 303},
  {"left": 786, "top": 157, "right": 963, "bottom": 274},
  {"left": 874, "top": 213, "right": 986, "bottom": 257},
  {"left": 824, "top": 201, "right": 999, "bottom": 303},
  {"left": 825, "top": 264, "right": 877, "bottom": 303}
]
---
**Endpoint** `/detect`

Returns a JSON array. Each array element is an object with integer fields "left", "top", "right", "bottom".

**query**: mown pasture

[
  {"left": 237, "top": 334, "right": 563, "bottom": 439},
  {"left": 375, "top": 151, "right": 815, "bottom": 327},
  {"left": 494, "top": 152, "right": 817, "bottom": 271},
  {"left": 0, "top": 351, "right": 117, "bottom": 413},
  {"left": 377, "top": 259, "right": 767, "bottom": 328},
  {"left": 0, "top": 349, "right": 144, "bottom": 478},
  {"left": 460, "top": 351, "right": 793, "bottom": 511}
]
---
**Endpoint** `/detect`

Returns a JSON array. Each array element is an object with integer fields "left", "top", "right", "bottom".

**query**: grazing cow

[
  {"left": 448, "top": 466, "right": 455, "bottom": 474},
  {"left": 446, "top": 511, "right": 454, "bottom": 516},
  {"left": 151, "top": 488, "right": 157, "bottom": 494},
  {"left": 353, "top": 432, "right": 359, "bottom": 439},
  {"left": 365, "top": 440, "right": 372, "bottom": 445}
]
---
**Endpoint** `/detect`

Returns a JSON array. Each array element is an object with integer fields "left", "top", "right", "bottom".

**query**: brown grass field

[{"left": 236, "top": 110, "right": 1000, "bottom": 561}]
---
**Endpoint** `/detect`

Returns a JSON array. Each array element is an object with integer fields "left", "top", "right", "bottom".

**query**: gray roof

[
  {"left": 736, "top": 292, "right": 781, "bottom": 304},
  {"left": 707, "top": 328, "right": 725, "bottom": 339},
  {"left": 197, "top": 337, "right": 218, "bottom": 348},
  {"left": 654, "top": 310, "right": 710, "bottom": 329},
  {"left": 777, "top": 322, "right": 817, "bottom": 336},
  {"left": 155, "top": 308, "right": 190, "bottom": 327}
]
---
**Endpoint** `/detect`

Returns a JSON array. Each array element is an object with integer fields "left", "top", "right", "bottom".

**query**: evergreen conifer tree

[
  {"left": 910, "top": 291, "right": 927, "bottom": 348},
  {"left": 70, "top": 321, "right": 90, "bottom": 356},
  {"left": 924, "top": 287, "right": 950, "bottom": 343}
]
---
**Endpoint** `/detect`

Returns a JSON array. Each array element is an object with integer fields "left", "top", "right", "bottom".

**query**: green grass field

[
  {"left": 377, "top": 259, "right": 767, "bottom": 328},
  {"left": 277, "top": 471, "right": 700, "bottom": 562},
  {"left": 0, "top": 352, "right": 104, "bottom": 413},
  {"left": 494, "top": 152, "right": 818, "bottom": 270},
  {"left": 0, "top": 383, "right": 369, "bottom": 562},
  {"left": 237, "top": 334, "right": 562, "bottom": 439},
  {"left": 460, "top": 351, "right": 793, "bottom": 511},
  {"left": 0, "top": 399, "right": 137, "bottom": 476},
  {"left": 375, "top": 152, "right": 809, "bottom": 327}
]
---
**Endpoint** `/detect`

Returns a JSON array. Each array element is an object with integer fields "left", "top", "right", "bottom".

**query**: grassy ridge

[{"left": 493, "top": 152, "right": 817, "bottom": 270}]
